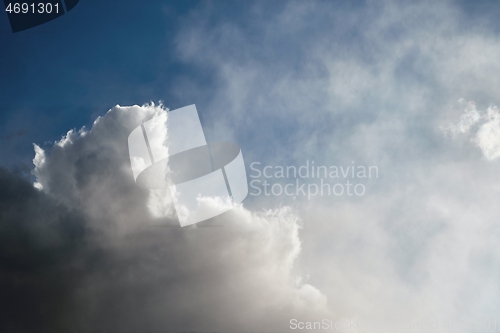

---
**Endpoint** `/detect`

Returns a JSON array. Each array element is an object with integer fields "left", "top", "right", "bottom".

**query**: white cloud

[
  {"left": 30, "top": 102, "right": 330, "bottom": 331},
  {"left": 443, "top": 99, "right": 500, "bottom": 160}
]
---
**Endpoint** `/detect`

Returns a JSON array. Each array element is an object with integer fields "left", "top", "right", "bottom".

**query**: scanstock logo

[{"left": 128, "top": 105, "right": 248, "bottom": 227}]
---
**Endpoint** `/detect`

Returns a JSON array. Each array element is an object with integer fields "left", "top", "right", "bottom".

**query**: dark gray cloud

[{"left": 0, "top": 167, "right": 88, "bottom": 333}]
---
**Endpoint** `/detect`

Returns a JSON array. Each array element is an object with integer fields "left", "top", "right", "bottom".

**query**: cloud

[
  {"left": 443, "top": 99, "right": 500, "bottom": 160},
  {"left": 0, "top": 167, "right": 87, "bottom": 333},
  {"left": 171, "top": 0, "right": 500, "bottom": 329},
  {"left": 173, "top": 0, "right": 500, "bottom": 168},
  {"left": 0, "top": 103, "right": 333, "bottom": 332},
  {"left": 5, "top": 1, "right": 500, "bottom": 332}
]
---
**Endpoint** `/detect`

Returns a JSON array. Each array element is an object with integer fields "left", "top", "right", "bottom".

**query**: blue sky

[
  {"left": 1, "top": 0, "right": 500, "bottom": 169},
  {"left": 0, "top": 0, "right": 198, "bottom": 167}
]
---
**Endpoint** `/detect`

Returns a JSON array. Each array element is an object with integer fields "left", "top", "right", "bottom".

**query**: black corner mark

[
  {"left": 64, "top": 0, "right": 77, "bottom": 11},
  {"left": 3, "top": 0, "right": 79, "bottom": 33}
]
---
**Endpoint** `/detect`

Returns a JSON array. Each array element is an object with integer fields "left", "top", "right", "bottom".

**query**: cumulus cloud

[
  {"left": 0, "top": 103, "right": 333, "bottom": 332},
  {"left": 443, "top": 99, "right": 500, "bottom": 160}
]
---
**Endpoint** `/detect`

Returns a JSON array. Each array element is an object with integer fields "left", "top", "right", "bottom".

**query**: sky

[{"left": 2, "top": 0, "right": 500, "bottom": 332}]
